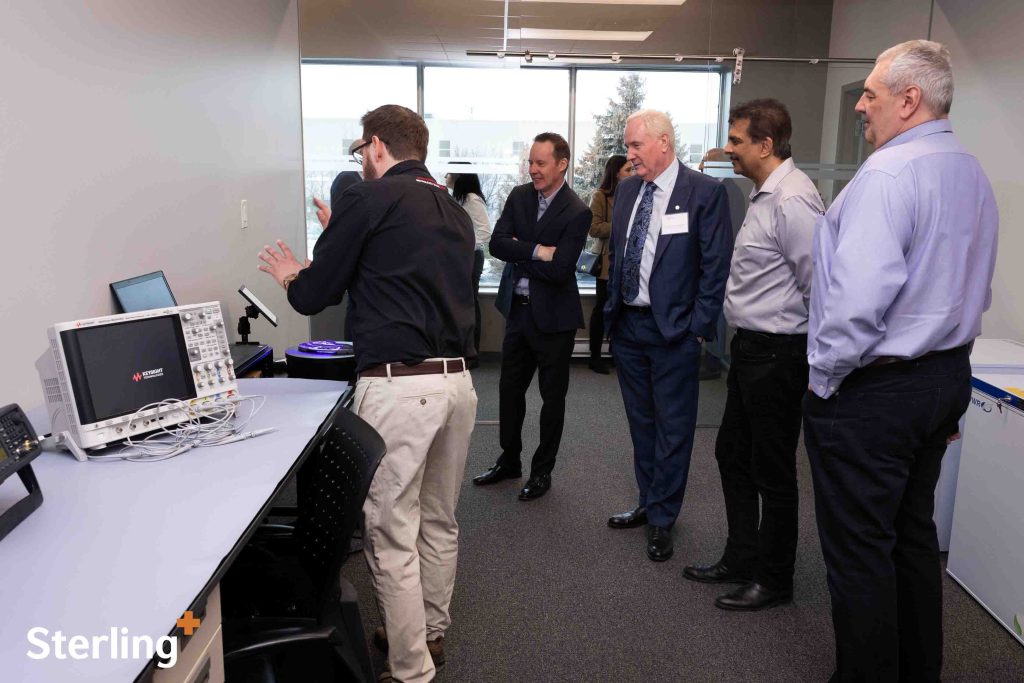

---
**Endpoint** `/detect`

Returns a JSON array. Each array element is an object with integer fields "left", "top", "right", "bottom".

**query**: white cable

[{"left": 86, "top": 394, "right": 271, "bottom": 462}]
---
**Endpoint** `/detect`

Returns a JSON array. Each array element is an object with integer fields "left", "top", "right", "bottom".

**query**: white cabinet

[
  {"left": 946, "top": 372, "right": 1024, "bottom": 646},
  {"left": 935, "top": 339, "right": 1024, "bottom": 551}
]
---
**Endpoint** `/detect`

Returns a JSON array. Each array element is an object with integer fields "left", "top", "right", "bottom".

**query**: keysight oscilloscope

[{"left": 35, "top": 302, "right": 239, "bottom": 460}]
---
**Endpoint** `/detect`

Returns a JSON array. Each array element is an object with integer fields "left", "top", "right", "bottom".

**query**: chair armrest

[{"left": 223, "top": 623, "right": 335, "bottom": 662}]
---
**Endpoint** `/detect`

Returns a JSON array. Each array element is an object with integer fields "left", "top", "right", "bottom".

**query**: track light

[
  {"left": 524, "top": 50, "right": 533, "bottom": 63},
  {"left": 611, "top": 52, "right": 621, "bottom": 63},
  {"left": 548, "top": 51, "right": 556, "bottom": 60},
  {"left": 497, "top": 50, "right": 506, "bottom": 59}
]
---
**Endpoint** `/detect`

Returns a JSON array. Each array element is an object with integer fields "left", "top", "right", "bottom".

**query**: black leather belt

[
  {"left": 625, "top": 305, "right": 652, "bottom": 315},
  {"left": 867, "top": 344, "right": 969, "bottom": 368},
  {"left": 360, "top": 359, "right": 466, "bottom": 378}
]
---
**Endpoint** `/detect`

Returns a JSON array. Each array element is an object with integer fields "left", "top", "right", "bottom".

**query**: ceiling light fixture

[
  {"left": 611, "top": 52, "right": 621, "bottom": 63},
  {"left": 548, "top": 51, "right": 556, "bottom": 60},
  {"left": 522, "top": 0, "right": 687, "bottom": 4},
  {"left": 508, "top": 28, "right": 653, "bottom": 42},
  {"left": 524, "top": 50, "right": 533, "bottom": 63}
]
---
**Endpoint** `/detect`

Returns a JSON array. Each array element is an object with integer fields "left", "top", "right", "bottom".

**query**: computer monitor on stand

[{"left": 236, "top": 285, "right": 277, "bottom": 345}]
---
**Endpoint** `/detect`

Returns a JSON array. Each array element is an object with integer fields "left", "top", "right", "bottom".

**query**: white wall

[
  {"left": 931, "top": 0, "right": 1024, "bottom": 341},
  {"left": 0, "top": 1, "right": 308, "bottom": 409},
  {"left": 822, "top": 0, "right": 1023, "bottom": 341},
  {"left": 818, "top": 0, "right": 933, "bottom": 197}
]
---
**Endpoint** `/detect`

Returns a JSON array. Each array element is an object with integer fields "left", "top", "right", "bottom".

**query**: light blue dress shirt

[
  {"left": 807, "top": 119, "right": 999, "bottom": 398},
  {"left": 515, "top": 180, "right": 564, "bottom": 296}
]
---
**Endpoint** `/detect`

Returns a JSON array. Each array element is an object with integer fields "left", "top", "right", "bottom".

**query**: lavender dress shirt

[{"left": 807, "top": 119, "right": 999, "bottom": 398}]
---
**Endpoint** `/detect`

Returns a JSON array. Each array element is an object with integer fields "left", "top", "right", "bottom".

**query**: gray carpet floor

[{"left": 329, "top": 361, "right": 1023, "bottom": 682}]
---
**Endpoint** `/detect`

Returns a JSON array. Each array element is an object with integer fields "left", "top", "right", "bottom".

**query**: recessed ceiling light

[
  {"left": 507, "top": 28, "right": 653, "bottom": 41},
  {"left": 522, "top": 0, "right": 685, "bottom": 4}
]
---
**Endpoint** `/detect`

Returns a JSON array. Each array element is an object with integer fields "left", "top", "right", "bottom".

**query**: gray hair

[
  {"left": 626, "top": 109, "right": 675, "bottom": 149},
  {"left": 877, "top": 40, "right": 954, "bottom": 114}
]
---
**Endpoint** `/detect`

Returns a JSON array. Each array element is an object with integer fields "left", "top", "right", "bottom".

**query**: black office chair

[{"left": 221, "top": 408, "right": 386, "bottom": 683}]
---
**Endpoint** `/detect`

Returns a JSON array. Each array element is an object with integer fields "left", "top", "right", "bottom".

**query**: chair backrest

[{"left": 294, "top": 408, "right": 386, "bottom": 597}]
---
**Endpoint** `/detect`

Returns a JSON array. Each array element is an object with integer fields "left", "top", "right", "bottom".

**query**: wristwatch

[{"left": 282, "top": 272, "right": 300, "bottom": 290}]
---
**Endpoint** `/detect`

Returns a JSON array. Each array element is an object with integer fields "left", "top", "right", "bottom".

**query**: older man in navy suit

[{"left": 605, "top": 110, "right": 732, "bottom": 561}]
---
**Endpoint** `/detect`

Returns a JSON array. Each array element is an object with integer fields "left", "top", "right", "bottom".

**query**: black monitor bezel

[{"left": 109, "top": 271, "right": 177, "bottom": 313}]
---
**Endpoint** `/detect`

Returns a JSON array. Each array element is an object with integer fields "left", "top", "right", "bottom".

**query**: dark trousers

[
  {"left": 803, "top": 346, "right": 971, "bottom": 682},
  {"left": 472, "top": 248, "right": 485, "bottom": 352},
  {"left": 717, "top": 329, "right": 808, "bottom": 591},
  {"left": 497, "top": 299, "right": 575, "bottom": 477},
  {"left": 612, "top": 306, "right": 701, "bottom": 529},
  {"left": 588, "top": 278, "right": 608, "bottom": 360}
]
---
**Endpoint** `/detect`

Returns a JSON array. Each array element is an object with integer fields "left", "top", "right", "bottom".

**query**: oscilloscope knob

[{"left": 182, "top": 313, "right": 193, "bottom": 322}]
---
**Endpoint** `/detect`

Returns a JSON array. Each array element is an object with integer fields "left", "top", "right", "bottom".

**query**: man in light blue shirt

[{"left": 803, "top": 40, "right": 998, "bottom": 681}]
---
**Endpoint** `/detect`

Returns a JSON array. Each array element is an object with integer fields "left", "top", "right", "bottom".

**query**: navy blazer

[
  {"left": 490, "top": 182, "right": 592, "bottom": 334},
  {"left": 604, "top": 161, "right": 733, "bottom": 343}
]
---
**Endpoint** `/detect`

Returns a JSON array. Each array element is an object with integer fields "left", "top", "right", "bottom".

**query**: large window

[
  {"left": 423, "top": 66, "right": 570, "bottom": 288},
  {"left": 573, "top": 69, "right": 722, "bottom": 201},
  {"left": 300, "top": 64, "right": 417, "bottom": 257},
  {"left": 299, "top": 63, "right": 726, "bottom": 288}
]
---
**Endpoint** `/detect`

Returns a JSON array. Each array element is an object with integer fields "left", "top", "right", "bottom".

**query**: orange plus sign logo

[{"left": 176, "top": 611, "right": 201, "bottom": 636}]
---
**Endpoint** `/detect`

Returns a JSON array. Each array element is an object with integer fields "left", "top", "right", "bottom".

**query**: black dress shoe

[
  {"left": 472, "top": 463, "right": 522, "bottom": 486},
  {"left": 518, "top": 474, "right": 551, "bottom": 500},
  {"left": 607, "top": 506, "right": 647, "bottom": 529},
  {"left": 646, "top": 525, "right": 673, "bottom": 561},
  {"left": 588, "top": 359, "right": 610, "bottom": 375},
  {"left": 714, "top": 582, "right": 793, "bottom": 611},
  {"left": 682, "top": 560, "right": 753, "bottom": 585}
]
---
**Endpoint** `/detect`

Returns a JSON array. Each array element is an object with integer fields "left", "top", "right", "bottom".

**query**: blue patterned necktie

[{"left": 621, "top": 182, "right": 657, "bottom": 303}]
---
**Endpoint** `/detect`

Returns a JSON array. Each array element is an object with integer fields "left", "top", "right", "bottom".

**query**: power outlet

[{"left": 240, "top": 199, "right": 249, "bottom": 230}]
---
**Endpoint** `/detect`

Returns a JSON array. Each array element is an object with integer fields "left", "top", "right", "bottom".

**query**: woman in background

[
  {"left": 587, "top": 154, "right": 633, "bottom": 374},
  {"left": 446, "top": 170, "right": 492, "bottom": 357}
]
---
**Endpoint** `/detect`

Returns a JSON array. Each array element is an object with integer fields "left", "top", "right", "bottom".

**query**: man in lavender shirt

[{"left": 804, "top": 40, "right": 998, "bottom": 681}]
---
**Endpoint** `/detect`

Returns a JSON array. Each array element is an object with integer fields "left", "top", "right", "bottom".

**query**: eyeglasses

[
  {"left": 350, "top": 140, "right": 371, "bottom": 166},
  {"left": 351, "top": 137, "right": 389, "bottom": 166}
]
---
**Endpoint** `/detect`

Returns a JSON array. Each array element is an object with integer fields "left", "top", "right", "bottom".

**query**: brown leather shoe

[{"left": 373, "top": 627, "right": 445, "bottom": 666}]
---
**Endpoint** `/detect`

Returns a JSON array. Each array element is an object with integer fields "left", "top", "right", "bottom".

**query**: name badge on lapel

[{"left": 661, "top": 212, "right": 688, "bottom": 235}]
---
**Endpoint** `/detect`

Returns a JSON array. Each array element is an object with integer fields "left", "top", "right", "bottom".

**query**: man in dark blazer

[
  {"left": 472, "top": 132, "right": 591, "bottom": 500},
  {"left": 605, "top": 110, "right": 732, "bottom": 561}
]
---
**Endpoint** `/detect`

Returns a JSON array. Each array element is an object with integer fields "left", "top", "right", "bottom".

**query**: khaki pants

[{"left": 354, "top": 363, "right": 477, "bottom": 683}]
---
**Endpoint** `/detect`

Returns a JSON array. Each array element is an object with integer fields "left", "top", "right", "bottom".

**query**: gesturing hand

[
  {"left": 312, "top": 197, "right": 331, "bottom": 230},
  {"left": 258, "top": 240, "right": 306, "bottom": 289}
]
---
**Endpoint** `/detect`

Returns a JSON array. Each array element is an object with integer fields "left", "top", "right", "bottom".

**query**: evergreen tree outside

[
  {"left": 573, "top": 73, "right": 646, "bottom": 202},
  {"left": 573, "top": 72, "right": 695, "bottom": 204}
]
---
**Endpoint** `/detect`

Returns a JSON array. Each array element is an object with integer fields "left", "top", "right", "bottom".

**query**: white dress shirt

[{"left": 622, "top": 158, "right": 679, "bottom": 307}]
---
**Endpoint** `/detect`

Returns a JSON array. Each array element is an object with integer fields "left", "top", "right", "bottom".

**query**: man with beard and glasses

[{"left": 258, "top": 104, "right": 477, "bottom": 683}]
